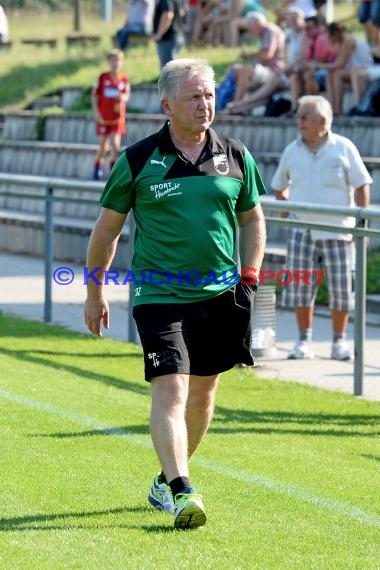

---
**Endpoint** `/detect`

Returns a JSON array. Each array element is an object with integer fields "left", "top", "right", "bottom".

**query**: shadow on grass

[
  {"left": 30, "top": 411, "right": 380, "bottom": 440},
  {"left": 0, "top": 346, "right": 147, "bottom": 396},
  {"left": 0, "top": 505, "right": 153, "bottom": 532},
  {"left": 2, "top": 523, "right": 177, "bottom": 533},
  {"left": 210, "top": 405, "right": 380, "bottom": 437},
  {"left": 361, "top": 454, "right": 380, "bottom": 463},
  {"left": 31, "top": 424, "right": 149, "bottom": 438},
  {"left": 13, "top": 348, "right": 142, "bottom": 359},
  {"left": 141, "top": 525, "right": 184, "bottom": 534}
]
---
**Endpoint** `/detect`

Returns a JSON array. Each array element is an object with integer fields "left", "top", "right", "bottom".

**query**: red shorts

[{"left": 96, "top": 122, "right": 126, "bottom": 136}]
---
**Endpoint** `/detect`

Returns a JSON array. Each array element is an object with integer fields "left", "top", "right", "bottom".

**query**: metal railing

[
  {"left": 1, "top": 173, "right": 380, "bottom": 396},
  {"left": 261, "top": 196, "right": 380, "bottom": 396}
]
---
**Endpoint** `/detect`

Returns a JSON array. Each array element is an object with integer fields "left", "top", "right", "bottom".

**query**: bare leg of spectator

[
  {"left": 350, "top": 67, "right": 370, "bottom": 105},
  {"left": 325, "top": 71, "right": 335, "bottom": 112},
  {"left": 295, "top": 306, "right": 314, "bottom": 333},
  {"left": 289, "top": 72, "right": 304, "bottom": 111},
  {"left": 232, "top": 64, "right": 255, "bottom": 103},
  {"left": 372, "top": 26, "right": 380, "bottom": 50},
  {"left": 304, "top": 70, "right": 320, "bottom": 95},
  {"left": 226, "top": 75, "right": 286, "bottom": 115},
  {"left": 329, "top": 69, "right": 350, "bottom": 115},
  {"left": 331, "top": 309, "right": 349, "bottom": 337}
]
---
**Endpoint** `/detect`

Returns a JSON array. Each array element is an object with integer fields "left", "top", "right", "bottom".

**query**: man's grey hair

[
  {"left": 287, "top": 7, "right": 305, "bottom": 19},
  {"left": 298, "top": 95, "right": 333, "bottom": 130},
  {"left": 245, "top": 11, "right": 268, "bottom": 26},
  {"left": 158, "top": 58, "right": 215, "bottom": 100}
]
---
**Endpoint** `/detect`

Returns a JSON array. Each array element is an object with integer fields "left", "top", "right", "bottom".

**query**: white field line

[{"left": 1, "top": 388, "right": 379, "bottom": 529}]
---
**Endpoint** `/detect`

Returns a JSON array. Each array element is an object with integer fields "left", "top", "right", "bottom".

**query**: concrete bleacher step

[
  {"left": 0, "top": 139, "right": 279, "bottom": 189},
  {"left": 0, "top": 209, "right": 129, "bottom": 269},
  {"left": 0, "top": 140, "right": 98, "bottom": 181},
  {"left": 45, "top": 113, "right": 165, "bottom": 147},
  {"left": 2, "top": 114, "right": 380, "bottom": 201},
  {"left": 3, "top": 138, "right": 379, "bottom": 207},
  {"left": 0, "top": 141, "right": 102, "bottom": 221},
  {"left": 1, "top": 111, "right": 165, "bottom": 147},
  {"left": 4, "top": 111, "right": 380, "bottom": 158},
  {"left": 30, "top": 96, "right": 62, "bottom": 111}
]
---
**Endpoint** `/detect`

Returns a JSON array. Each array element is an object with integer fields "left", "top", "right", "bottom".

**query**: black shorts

[{"left": 133, "top": 283, "right": 254, "bottom": 381}]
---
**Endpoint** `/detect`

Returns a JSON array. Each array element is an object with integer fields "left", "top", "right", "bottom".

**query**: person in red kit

[{"left": 91, "top": 49, "right": 131, "bottom": 180}]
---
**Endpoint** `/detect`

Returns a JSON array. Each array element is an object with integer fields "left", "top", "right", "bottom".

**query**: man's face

[
  {"left": 288, "top": 12, "right": 304, "bottom": 30},
  {"left": 305, "top": 21, "right": 318, "bottom": 39},
  {"left": 246, "top": 21, "right": 261, "bottom": 38},
  {"left": 163, "top": 73, "right": 215, "bottom": 135},
  {"left": 296, "top": 105, "right": 326, "bottom": 141}
]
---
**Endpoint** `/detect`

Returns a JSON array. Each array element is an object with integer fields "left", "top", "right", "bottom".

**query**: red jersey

[{"left": 92, "top": 71, "right": 130, "bottom": 126}]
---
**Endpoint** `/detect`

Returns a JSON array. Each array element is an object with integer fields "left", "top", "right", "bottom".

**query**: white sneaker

[
  {"left": 148, "top": 474, "right": 174, "bottom": 513},
  {"left": 331, "top": 340, "right": 352, "bottom": 361},
  {"left": 288, "top": 340, "right": 314, "bottom": 360}
]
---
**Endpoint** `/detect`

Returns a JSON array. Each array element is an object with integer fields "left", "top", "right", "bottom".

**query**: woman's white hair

[
  {"left": 298, "top": 95, "right": 333, "bottom": 130},
  {"left": 158, "top": 58, "right": 215, "bottom": 100}
]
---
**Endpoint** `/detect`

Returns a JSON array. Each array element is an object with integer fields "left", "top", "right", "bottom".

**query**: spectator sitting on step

[
  {"left": 222, "top": 11, "right": 286, "bottom": 115},
  {"left": 0, "top": 4, "right": 9, "bottom": 44},
  {"left": 91, "top": 49, "right": 131, "bottom": 181},
  {"left": 116, "top": 0, "right": 154, "bottom": 50},
  {"left": 200, "top": 0, "right": 267, "bottom": 47},
  {"left": 228, "top": 0, "right": 267, "bottom": 47},
  {"left": 287, "top": 15, "right": 336, "bottom": 114},
  {"left": 225, "top": 8, "right": 306, "bottom": 115},
  {"left": 314, "top": 22, "right": 373, "bottom": 116}
]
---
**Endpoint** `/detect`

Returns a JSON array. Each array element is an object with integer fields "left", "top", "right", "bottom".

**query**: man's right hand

[{"left": 84, "top": 296, "right": 110, "bottom": 337}]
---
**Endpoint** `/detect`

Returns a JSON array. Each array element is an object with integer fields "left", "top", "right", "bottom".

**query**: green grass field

[{"left": 0, "top": 313, "right": 379, "bottom": 569}]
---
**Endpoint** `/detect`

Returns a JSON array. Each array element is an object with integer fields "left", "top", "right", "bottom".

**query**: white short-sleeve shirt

[{"left": 271, "top": 132, "right": 372, "bottom": 240}]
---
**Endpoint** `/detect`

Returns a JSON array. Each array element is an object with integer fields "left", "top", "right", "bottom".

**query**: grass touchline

[{"left": 1, "top": 386, "right": 379, "bottom": 530}]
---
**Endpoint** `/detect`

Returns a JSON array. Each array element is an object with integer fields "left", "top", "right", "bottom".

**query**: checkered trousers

[{"left": 281, "top": 230, "right": 355, "bottom": 311}]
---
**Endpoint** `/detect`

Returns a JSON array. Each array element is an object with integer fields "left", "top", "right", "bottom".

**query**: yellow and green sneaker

[{"left": 174, "top": 490, "right": 206, "bottom": 529}]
